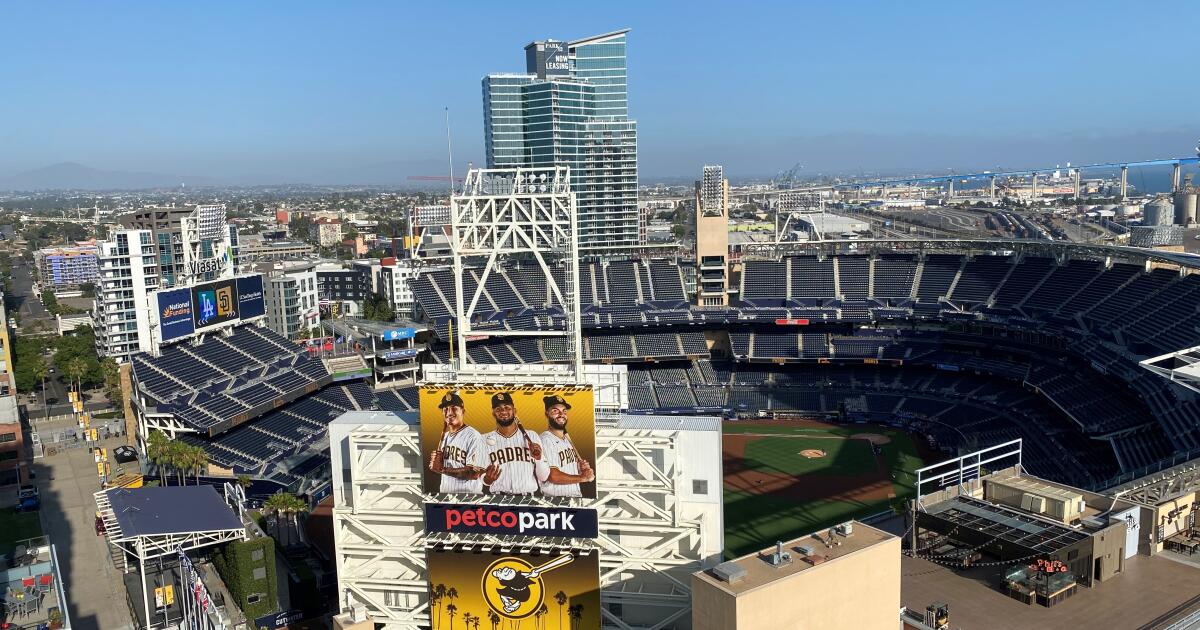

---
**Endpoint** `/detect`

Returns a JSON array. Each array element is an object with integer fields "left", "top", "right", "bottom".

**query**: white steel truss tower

[{"left": 450, "top": 166, "right": 583, "bottom": 376}]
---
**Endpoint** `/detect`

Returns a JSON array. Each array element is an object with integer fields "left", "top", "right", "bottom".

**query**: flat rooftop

[
  {"left": 925, "top": 496, "right": 1089, "bottom": 553},
  {"left": 695, "top": 522, "right": 893, "bottom": 596},
  {"left": 902, "top": 553, "right": 1200, "bottom": 629},
  {"left": 108, "top": 486, "right": 242, "bottom": 537}
]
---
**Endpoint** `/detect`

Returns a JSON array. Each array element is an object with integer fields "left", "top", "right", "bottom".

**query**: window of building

[
  {"left": 0, "top": 433, "right": 15, "bottom": 444},
  {"left": 692, "top": 479, "right": 708, "bottom": 495}
]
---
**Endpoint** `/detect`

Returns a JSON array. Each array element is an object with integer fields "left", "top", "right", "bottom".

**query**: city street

[
  {"left": 9, "top": 259, "right": 53, "bottom": 331},
  {"left": 32, "top": 434, "right": 137, "bottom": 630}
]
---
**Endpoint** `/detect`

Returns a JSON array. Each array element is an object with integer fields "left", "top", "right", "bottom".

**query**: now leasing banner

[{"left": 425, "top": 503, "right": 599, "bottom": 538}]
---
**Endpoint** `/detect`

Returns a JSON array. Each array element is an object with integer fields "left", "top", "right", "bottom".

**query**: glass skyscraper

[{"left": 483, "top": 29, "right": 638, "bottom": 248}]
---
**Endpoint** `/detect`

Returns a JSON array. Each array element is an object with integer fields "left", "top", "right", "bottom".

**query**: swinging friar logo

[
  {"left": 427, "top": 547, "right": 600, "bottom": 629},
  {"left": 482, "top": 553, "right": 573, "bottom": 619}
]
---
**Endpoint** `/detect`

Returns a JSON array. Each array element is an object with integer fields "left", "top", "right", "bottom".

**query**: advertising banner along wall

[
  {"left": 426, "top": 547, "right": 599, "bottom": 630},
  {"left": 419, "top": 385, "right": 596, "bottom": 499}
]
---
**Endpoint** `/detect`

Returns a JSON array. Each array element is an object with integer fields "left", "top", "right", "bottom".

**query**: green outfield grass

[{"left": 723, "top": 422, "right": 925, "bottom": 558}]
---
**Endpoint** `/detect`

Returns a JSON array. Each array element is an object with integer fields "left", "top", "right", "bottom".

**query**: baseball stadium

[
  {"left": 121, "top": 176, "right": 1200, "bottom": 628},
  {"left": 405, "top": 240, "right": 1200, "bottom": 538}
]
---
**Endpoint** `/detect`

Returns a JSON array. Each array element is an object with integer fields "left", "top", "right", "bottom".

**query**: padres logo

[{"left": 482, "top": 553, "right": 574, "bottom": 619}]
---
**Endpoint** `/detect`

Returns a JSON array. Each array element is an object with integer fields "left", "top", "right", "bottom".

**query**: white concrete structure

[
  {"left": 93, "top": 229, "right": 159, "bottom": 361},
  {"left": 260, "top": 261, "right": 320, "bottom": 340},
  {"left": 329, "top": 409, "right": 723, "bottom": 630},
  {"left": 451, "top": 166, "right": 582, "bottom": 373},
  {"left": 379, "top": 260, "right": 418, "bottom": 317}
]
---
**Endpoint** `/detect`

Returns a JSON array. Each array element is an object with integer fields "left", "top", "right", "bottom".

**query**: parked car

[{"left": 15, "top": 485, "right": 39, "bottom": 512}]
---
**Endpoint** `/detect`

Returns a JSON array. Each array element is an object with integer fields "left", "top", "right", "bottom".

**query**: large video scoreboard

[{"left": 154, "top": 274, "right": 266, "bottom": 343}]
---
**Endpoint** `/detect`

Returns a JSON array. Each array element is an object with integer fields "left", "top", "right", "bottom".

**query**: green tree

[
  {"left": 13, "top": 351, "right": 47, "bottom": 393},
  {"left": 146, "top": 430, "right": 170, "bottom": 484},
  {"left": 40, "top": 289, "right": 59, "bottom": 315},
  {"left": 263, "top": 491, "right": 307, "bottom": 546},
  {"left": 362, "top": 292, "right": 395, "bottom": 322},
  {"left": 167, "top": 440, "right": 190, "bottom": 485},
  {"left": 100, "top": 358, "right": 123, "bottom": 409},
  {"left": 289, "top": 215, "right": 315, "bottom": 243},
  {"left": 79, "top": 282, "right": 95, "bottom": 297},
  {"left": 186, "top": 445, "right": 209, "bottom": 484},
  {"left": 66, "top": 357, "right": 87, "bottom": 395}
]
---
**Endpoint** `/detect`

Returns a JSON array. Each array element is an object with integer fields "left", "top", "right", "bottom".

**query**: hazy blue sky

[{"left": 4, "top": 1, "right": 1198, "bottom": 183}]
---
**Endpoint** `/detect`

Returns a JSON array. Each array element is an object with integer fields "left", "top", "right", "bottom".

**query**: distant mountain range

[
  {"left": 0, "top": 159, "right": 477, "bottom": 191},
  {"left": 0, "top": 162, "right": 221, "bottom": 191}
]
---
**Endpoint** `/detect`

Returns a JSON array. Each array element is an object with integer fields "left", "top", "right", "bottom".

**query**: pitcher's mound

[{"left": 799, "top": 449, "right": 828, "bottom": 459}]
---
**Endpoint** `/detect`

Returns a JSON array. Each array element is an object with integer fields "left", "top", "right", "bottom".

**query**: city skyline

[{"left": 4, "top": 2, "right": 1200, "bottom": 187}]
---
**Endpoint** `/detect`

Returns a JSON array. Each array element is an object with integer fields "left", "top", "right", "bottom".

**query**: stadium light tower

[{"left": 449, "top": 166, "right": 583, "bottom": 377}]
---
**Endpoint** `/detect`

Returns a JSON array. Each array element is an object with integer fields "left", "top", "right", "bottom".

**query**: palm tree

[
  {"left": 236, "top": 474, "right": 253, "bottom": 490},
  {"left": 461, "top": 611, "right": 470, "bottom": 630},
  {"left": 567, "top": 604, "right": 583, "bottom": 630},
  {"left": 189, "top": 445, "right": 209, "bottom": 484},
  {"left": 535, "top": 604, "right": 548, "bottom": 630},
  {"left": 472, "top": 615, "right": 480, "bottom": 630},
  {"left": 432, "top": 584, "right": 447, "bottom": 629},
  {"left": 554, "top": 591, "right": 567, "bottom": 630},
  {"left": 263, "top": 491, "right": 306, "bottom": 545},
  {"left": 146, "top": 430, "right": 169, "bottom": 484},
  {"left": 488, "top": 610, "right": 500, "bottom": 630},
  {"left": 167, "top": 440, "right": 189, "bottom": 485},
  {"left": 31, "top": 357, "right": 48, "bottom": 421},
  {"left": 66, "top": 357, "right": 88, "bottom": 396},
  {"left": 446, "top": 603, "right": 457, "bottom": 630}
]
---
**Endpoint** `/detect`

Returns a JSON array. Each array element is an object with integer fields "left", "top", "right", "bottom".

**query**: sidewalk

[{"left": 31, "top": 435, "right": 137, "bottom": 630}]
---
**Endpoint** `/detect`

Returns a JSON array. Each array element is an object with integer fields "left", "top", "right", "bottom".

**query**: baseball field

[{"left": 722, "top": 418, "right": 929, "bottom": 558}]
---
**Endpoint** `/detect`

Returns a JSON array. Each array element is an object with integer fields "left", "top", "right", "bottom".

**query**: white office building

[
  {"left": 378, "top": 260, "right": 418, "bottom": 317},
  {"left": 93, "top": 230, "right": 160, "bottom": 361},
  {"left": 260, "top": 261, "right": 320, "bottom": 340}
]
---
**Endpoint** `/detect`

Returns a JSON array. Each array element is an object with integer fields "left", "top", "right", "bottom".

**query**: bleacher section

[
  {"left": 132, "top": 326, "right": 331, "bottom": 436},
  {"left": 399, "top": 250, "right": 1200, "bottom": 484}
]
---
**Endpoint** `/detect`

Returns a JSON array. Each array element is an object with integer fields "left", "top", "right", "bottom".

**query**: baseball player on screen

[
  {"left": 538, "top": 394, "right": 594, "bottom": 497},
  {"left": 428, "top": 391, "right": 486, "bottom": 494},
  {"left": 481, "top": 392, "right": 550, "bottom": 495}
]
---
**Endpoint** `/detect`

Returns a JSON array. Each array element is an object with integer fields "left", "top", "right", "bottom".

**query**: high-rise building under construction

[{"left": 483, "top": 30, "right": 638, "bottom": 249}]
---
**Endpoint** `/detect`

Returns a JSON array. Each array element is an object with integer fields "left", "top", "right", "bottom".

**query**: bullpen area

[{"left": 723, "top": 418, "right": 929, "bottom": 557}]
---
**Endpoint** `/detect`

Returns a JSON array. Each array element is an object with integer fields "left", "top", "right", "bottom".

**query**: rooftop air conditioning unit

[{"left": 1021, "top": 493, "right": 1045, "bottom": 514}]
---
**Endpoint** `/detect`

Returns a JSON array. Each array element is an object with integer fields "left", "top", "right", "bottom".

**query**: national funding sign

[{"left": 425, "top": 503, "right": 598, "bottom": 538}]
